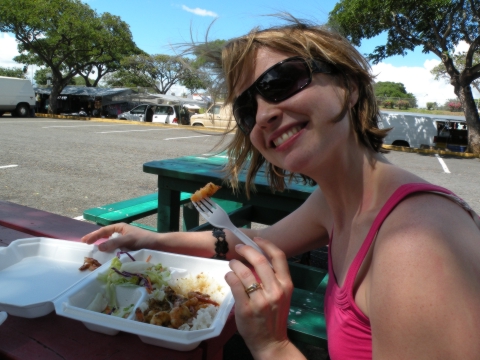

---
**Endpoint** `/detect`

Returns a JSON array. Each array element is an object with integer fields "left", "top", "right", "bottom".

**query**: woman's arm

[
  {"left": 369, "top": 193, "right": 480, "bottom": 359},
  {"left": 82, "top": 187, "right": 331, "bottom": 259}
]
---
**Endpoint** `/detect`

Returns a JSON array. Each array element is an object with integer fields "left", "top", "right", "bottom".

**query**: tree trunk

[
  {"left": 457, "top": 85, "right": 480, "bottom": 154},
  {"left": 49, "top": 82, "right": 61, "bottom": 115}
]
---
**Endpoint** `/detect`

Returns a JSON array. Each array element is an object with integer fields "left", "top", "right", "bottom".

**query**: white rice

[{"left": 178, "top": 304, "right": 219, "bottom": 331}]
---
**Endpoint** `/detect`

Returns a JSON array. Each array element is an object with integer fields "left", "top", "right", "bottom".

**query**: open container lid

[
  {"left": 0, "top": 238, "right": 235, "bottom": 351},
  {"left": 0, "top": 237, "right": 116, "bottom": 318}
]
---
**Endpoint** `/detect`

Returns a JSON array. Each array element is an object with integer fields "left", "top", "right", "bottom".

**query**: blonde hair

[{"left": 218, "top": 16, "right": 388, "bottom": 196}]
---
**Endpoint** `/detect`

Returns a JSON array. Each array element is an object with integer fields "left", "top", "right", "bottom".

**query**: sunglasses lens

[
  {"left": 233, "top": 90, "right": 257, "bottom": 134},
  {"left": 257, "top": 60, "right": 310, "bottom": 102}
]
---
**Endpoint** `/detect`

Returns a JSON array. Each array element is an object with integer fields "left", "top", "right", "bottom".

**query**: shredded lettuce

[{"left": 95, "top": 254, "right": 170, "bottom": 312}]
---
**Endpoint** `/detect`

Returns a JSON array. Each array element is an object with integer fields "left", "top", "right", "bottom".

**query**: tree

[
  {"left": 112, "top": 54, "right": 198, "bottom": 94},
  {"left": 75, "top": 12, "right": 142, "bottom": 87},
  {"left": 0, "top": 66, "right": 26, "bottom": 79},
  {"left": 431, "top": 52, "right": 480, "bottom": 94},
  {"left": 0, "top": 0, "right": 138, "bottom": 114},
  {"left": 329, "top": 0, "right": 480, "bottom": 154},
  {"left": 374, "top": 81, "right": 418, "bottom": 108}
]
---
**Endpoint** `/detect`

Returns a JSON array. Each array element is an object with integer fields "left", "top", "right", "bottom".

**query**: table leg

[{"left": 157, "top": 179, "right": 181, "bottom": 232}]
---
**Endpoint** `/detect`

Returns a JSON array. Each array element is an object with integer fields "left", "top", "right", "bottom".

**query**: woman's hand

[
  {"left": 225, "top": 237, "right": 305, "bottom": 359},
  {"left": 81, "top": 223, "right": 161, "bottom": 252}
]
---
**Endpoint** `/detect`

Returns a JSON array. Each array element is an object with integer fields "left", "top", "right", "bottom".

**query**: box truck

[
  {"left": 0, "top": 76, "right": 35, "bottom": 117},
  {"left": 379, "top": 111, "right": 468, "bottom": 151}
]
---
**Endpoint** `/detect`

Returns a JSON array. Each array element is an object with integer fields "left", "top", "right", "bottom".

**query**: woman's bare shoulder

[{"left": 368, "top": 192, "right": 480, "bottom": 357}]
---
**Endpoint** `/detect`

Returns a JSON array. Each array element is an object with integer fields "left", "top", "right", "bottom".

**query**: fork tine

[{"left": 193, "top": 199, "right": 214, "bottom": 213}]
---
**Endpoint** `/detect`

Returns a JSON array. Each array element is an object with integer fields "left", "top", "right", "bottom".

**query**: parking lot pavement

[
  {"left": 1, "top": 115, "right": 480, "bottom": 219},
  {"left": 384, "top": 150, "right": 480, "bottom": 214}
]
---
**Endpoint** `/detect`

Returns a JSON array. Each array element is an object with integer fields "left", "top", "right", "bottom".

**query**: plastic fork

[{"left": 193, "top": 197, "right": 272, "bottom": 266}]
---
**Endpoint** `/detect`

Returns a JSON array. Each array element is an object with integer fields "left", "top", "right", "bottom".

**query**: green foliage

[
  {"left": 0, "top": 0, "right": 138, "bottom": 113},
  {"left": 0, "top": 66, "right": 26, "bottom": 79},
  {"left": 374, "top": 82, "right": 408, "bottom": 98},
  {"left": 426, "top": 102, "right": 438, "bottom": 110},
  {"left": 329, "top": 0, "right": 459, "bottom": 64}
]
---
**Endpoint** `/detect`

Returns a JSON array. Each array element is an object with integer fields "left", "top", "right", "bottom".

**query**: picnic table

[
  {"left": 143, "top": 154, "right": 316, "bottom": 233},
  {"left": 0, "top": 200, "right": 237, "bottom": 360}
]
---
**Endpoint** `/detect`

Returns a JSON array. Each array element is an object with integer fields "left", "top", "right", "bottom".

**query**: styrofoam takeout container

[{"left": 0, "top": 238, "right": 235, "bottom": 351}]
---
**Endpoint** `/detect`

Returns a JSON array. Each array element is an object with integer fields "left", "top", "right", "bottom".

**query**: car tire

[
  {"left": 192, "top": 123, "right": 204, "bottom": 127},
  {"left": 15, "top": 104, "right": 30, "bottom": 118}
]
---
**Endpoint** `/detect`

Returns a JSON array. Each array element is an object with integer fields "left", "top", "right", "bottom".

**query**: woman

[{"left": 83, "top": 18, "right": 480, "bottom": 359}]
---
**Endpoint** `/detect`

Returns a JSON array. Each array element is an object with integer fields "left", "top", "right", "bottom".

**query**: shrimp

[
  {"left": 187, "top": 291, "right": 219, "bottom": 306},
  {"left": 190, "top": 182, "right": 221, "bottom": 202},
  {"left": 150, "top": 311, "right": 171, "bottom": 327},
  {"left": 79, "top": 257, "right": 102, "bottom": 271},
  {"left": 169, "top": 305, "right": 191, "bottom": 329},
  {"left": 135, "top": 307, "right": 144, "bottom": 322}
]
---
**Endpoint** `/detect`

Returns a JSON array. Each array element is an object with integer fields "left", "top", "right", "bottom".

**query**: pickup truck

[{"left": 190, "top": 103, "right": 235, "bottom": 130}]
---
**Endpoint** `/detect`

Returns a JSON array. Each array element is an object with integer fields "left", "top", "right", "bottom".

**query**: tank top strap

[{"left": 343, "top": 183, "right": 480, "bottom": 289}]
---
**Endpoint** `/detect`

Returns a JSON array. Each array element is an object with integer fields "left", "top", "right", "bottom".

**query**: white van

[
  {"left": 0, "top": 76, "right": 35, "bottom": 117},
  {"left": 379, "top": 111, "right": 468, "bottom": 151},
  {"left": 118, "top": 104, "right": 189, "bottom": 125},
  {"left": 190, "top": 103, "right": 236, "bottom": 130}
]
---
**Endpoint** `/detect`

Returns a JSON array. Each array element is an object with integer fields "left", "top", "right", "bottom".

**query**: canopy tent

[{"left": 111, "top": 93, "right": 208, "bottom": 109}]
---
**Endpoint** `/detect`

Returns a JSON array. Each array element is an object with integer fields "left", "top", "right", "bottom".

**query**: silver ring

[{"left": 245, "top": 282, "right": 262, "bottom": 295}]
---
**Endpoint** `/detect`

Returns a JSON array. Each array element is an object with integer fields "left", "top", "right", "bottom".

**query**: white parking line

[
  {"left": 435, "top": 154, "right": 451, "bottom": 173},
  {"left": 0, "top": 120, "right": 79, "bottom": 124},
  {"left": 43, "top": 124, "right": 124, "bottom": 128},
  {"left": 96, "top": 128, "right": 179, "bottom": 133},
  {"left": 164, "top": 135, "right": 212, "bottom": 140},
  {"left": 73, "top": 215, "right": 85, "bottom": 221},
  {"left": 0, "top": 165, "right": 18, "bottom": 169}
]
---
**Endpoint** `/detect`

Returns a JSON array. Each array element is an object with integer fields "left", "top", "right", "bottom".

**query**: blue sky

[{"left": 1, "top": 0, "right": 473, "bottom": 107}]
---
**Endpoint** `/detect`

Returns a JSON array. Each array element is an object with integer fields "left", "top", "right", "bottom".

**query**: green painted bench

[{"left": 83, "top": 192, "right": 245, "bottom": 232}]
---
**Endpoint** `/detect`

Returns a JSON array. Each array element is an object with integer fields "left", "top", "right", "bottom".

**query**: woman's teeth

[{"left": 273, "top": 126, "right": 301, "bottom": 147}]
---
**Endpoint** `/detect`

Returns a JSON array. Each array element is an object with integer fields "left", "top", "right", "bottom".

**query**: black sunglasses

[{"left": 233, "top": 56, "right": 335, "bottom": 134}]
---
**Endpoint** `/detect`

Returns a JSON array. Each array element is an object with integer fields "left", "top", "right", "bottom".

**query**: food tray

[
  {"left": 0, "top": 238, "right": 234, "bottom": 351},
  {"left": 0, "top": 237, "right": 116, "bottom": 318}
]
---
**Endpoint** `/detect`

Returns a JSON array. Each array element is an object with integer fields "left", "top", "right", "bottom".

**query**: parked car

[
  {"left": 379, "top": 111, "right": 468, "bottom": 151},
  {"left": 0, "top": 76, "right": 35, "bottom": 117},
  {"left": 118, "top": 104, "right": 190, "bottom": 125},
  {"left": 190, "top": 103, "right": 235, "bottom": 130}
]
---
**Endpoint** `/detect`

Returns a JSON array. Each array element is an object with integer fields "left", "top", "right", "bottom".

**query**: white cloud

[
  {"left": 454, "top": 40, "right": 470, "bottom": 54},
  {"left": 371, "top": 41, "right": 480, "bottom": 108},
  {"left": 0, "top": 33, "right": 22, "bottom": 69},
  {"left": 181, "top": 5, "right": 217, "bottom": 17}
]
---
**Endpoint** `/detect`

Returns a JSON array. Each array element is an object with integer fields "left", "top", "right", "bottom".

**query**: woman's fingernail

[{"left": 235, "top": 244, "right": 244, "bottom": 251}]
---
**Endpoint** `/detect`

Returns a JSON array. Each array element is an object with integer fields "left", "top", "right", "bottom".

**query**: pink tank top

[{"left": 324, "top": 183, "right": 480, "bottom": 359}]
